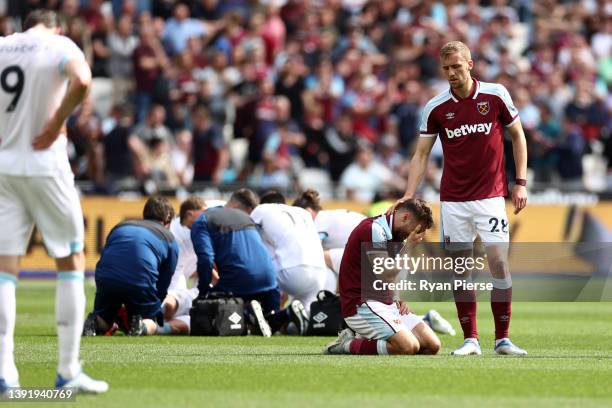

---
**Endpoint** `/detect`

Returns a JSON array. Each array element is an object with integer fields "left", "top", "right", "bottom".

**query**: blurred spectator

[
  {"left": 557, "top": 117, "right": 586, "bottom": 187},
  {"left": 66, "top": 16, "right": 93, "bottom": 66},
  {"left": 249, "top": 77, "right": 278, "bottom": 168},
  {"left": 564, "top": 80, "right": 607, "bottom": 141},
  {"left": 191, "top": 104, "right": 228, "bottom": 184},
  {"left": 514, "top": 87, "right": 541, "bottom": 131},
  {"left": 261, "top": 3, "right": 286, "bottom": 65},
  {"left": 191, "top": 0, "right": 224, "bottom": 21},
  {"left": 67, "top": 98, "right": 104, "bottom": 186},
  {"left": 195, "top": 48, "right": 237, "bottom": 121},
  {"left": 58, "top": 0, "right": 79, "bottom": 23},
  {"left": 529, "top": 104, "right": 561, "bottom": 182},
  {"left": 262, "top": 96, "right": 305, "bottom": 174},
  {"left": 133, "top": 22, "right": 169, "bottom": 123},
  {"left": 390, "top": 79, "right": 422, "bottom": 154},
  {"left": 320, "top": 112, "right": 357, "bottom": 181},
  {"left": 375, "top": 133, "right": 404, "bottom": 175},
  {"left": 108, "top": 15, "right": 138, "bottom": 104},
  {"left": 103, "top": 105, "right": 150, "bottom": 191},
  {"left": 275, "top": 52, "right": 307, "bottom": 125},
  {"left": 163, "top": 2, "right": 209, "bottom": 56},
  {"left": 88, "top": 4, "right": 111, "bottom": 79},
  {"left": 134, "top": 104, "right": 172, "bottom": 143},
  {"left": 81, "top": 0, "right": 105, "bottom": 33},
  {"left": 303, "top": 58, "right": 344, "bottom": 125},
  {"left": 147, "top": 137, "right": 180, "bottom": 190},
  {"left": 339, "top": 142, "right": 396, "bottom": 203}
]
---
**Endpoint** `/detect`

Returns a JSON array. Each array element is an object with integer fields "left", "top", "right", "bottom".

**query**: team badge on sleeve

[{"left": 477, "top": 101, "right": 490, "bottom": 115}]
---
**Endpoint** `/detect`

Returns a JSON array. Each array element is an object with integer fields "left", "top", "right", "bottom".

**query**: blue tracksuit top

[
  {"left": 95, "top": 220, "right": 179, "bottom": 301},
  {"left": 190, "top": 207, "right": 277, "bottom": 296}
]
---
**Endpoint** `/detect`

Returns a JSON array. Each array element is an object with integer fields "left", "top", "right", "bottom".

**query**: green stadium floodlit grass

[{"left": 7, "top": 280, "right": 612, "bottom": 408}]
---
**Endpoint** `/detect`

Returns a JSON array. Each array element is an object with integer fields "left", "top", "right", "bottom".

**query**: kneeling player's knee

[
  {"left": 422, "top": 337, "right": 441, "bottom": 355},
  {"left": 168, "top": 319, "right": 189, "bottom": 335},
  {"left": 397, "top": 337, "right": 420, "bottom": 355}
]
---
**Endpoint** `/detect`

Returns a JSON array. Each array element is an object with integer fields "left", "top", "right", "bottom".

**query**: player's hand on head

[
  {"left": 406, "top": 225, "right": 425, "bottom": 244},
  {"left": 32, "top": 116, "right": 63, "bottom": 150},
  {"left": 386, "top": 195, "right": 412, "bottom": 216},
  {"left": 512, "top": 185, "right": 527, "bottom": 215}
]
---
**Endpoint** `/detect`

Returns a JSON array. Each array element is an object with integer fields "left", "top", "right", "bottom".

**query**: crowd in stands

[{"left": 1, "top": 0, "right": 610, "bottom": 200}]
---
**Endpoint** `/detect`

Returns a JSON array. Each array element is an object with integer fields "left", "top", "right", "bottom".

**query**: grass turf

[{"left": 6, "top": 280, "right": 612, "bottom": 407}]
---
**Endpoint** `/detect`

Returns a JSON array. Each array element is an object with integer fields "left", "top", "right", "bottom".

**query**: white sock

[
  {"left": 343, "top": 339, "right": 352, "bottom": 353},
  {"left": 0, "top": 272, "right": 18, "bottom": 383},
  {"left": 56, "top": 271, "right": 85, "bottom": 379},
  {"left": 376, "top": 340, "right": 389, "bottom": 355}
]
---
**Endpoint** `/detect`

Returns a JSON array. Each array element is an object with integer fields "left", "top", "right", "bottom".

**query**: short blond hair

[{"left": 440, "top": 41, "right": 472, "bottom": 61}]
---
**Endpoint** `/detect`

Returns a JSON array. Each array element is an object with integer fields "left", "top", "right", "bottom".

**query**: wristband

[{"left": 515, "top": 178, "right": 527, "bottom": 186}]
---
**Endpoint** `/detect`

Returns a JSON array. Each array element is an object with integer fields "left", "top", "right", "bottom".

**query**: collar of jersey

[
  {"left": 449, "top": 77, "right": 479, "bottom": 102},
  {"left": 373, "top": 213, "right": 393, "bottom": 241}
]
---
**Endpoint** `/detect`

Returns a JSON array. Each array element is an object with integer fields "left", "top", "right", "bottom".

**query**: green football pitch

[{"left": 6, "top": 280, "right": 612, "bottom": 407}]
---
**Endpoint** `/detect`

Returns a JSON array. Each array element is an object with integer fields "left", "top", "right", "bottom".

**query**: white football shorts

[
  {"left": 277, "top": 264, "right": 328, "bottom": 312},
  {"left": 344, "top": 300, "right": 422, "bottom": 340},
  {"left": 440, "top": 196, "right": 509, "bottom": 250},
  {"left": 0, "top": 172, "right": 84, "bottom": 258},
  {"left": 168, "top": 287, "right": 199, "bottom": 317},
  {"left": 328, "top": 247, "right": 344, "bottom": 275}
]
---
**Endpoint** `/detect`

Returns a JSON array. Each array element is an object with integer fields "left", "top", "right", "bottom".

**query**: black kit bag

[
  {"left": 189, "top": 292, "right": 247, "bottom": 336},
  {"left": 307, "top": 290, "right": 347, "bottom": 336}
]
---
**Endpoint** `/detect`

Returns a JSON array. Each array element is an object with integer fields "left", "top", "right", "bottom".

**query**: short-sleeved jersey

[
  {"left": 339, "top": 214, "right": 395, "bottom": 318},
  {"left": 419, "top": 79, "right": 520, "bottom": 201},
  {"left": 0, "top": 31, "right": 85, "bottom": 176},
  {"left": 250, "top": 204, "right": 327, "bottom": 272},
  {"left": 168, "top": 217, "right": 197, "bottom": 292},
  {"left": 314, "top": 209, "right": 366, "bottom": 250},
  {"left": 167, "top": 200, "right": 225, "bottom": 292}
]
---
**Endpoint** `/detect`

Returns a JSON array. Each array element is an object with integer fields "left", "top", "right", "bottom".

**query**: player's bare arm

[
  {"left": 507, "top": 120, "right": 528, "bottom": 215},
  {"left": 32, "top": 59, "right": 92, "bottom": 150},
  {"left": 404, "top": 138, "right": 436, "bottom": 199},
  {"left": 387, "top": 137, "right": 436, "bottom": 214}
]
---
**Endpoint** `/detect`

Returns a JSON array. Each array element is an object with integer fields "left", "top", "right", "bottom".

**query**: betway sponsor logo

[{"left": 444, "top": 123, "right": 492, "bottom": 139}]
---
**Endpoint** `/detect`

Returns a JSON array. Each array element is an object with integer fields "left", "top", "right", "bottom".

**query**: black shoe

[
  {"left": 127, "top": 314, "right": 146, "bottom": 336},
  {"left": 82, "top": 312, "right": 98, "bottom": 337},
  {"left": 289, "top": 300, "right": 309, "bottom": 336},
  {"left": 248, "top": 300, "right": 272, "bottom": 337}
]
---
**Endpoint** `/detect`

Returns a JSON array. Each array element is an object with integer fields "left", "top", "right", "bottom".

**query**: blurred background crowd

[{"left": 0, "top": 0, "right": 610, "bottom": 202}]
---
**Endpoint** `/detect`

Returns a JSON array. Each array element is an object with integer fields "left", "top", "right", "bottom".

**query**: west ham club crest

[
  {"left": 476, "top": 101, "right": 489, "bottom": 115},
  {"left": 477, "top": 101, "right": 490, "bottom": 115}
]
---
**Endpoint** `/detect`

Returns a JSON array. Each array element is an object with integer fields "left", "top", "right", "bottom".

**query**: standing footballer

[
  {"left": 0, "top": 10, "right": 108, "bottom": 393},
  {"left": 400, "top": 41, "right": 528, "bottom": 355}
]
